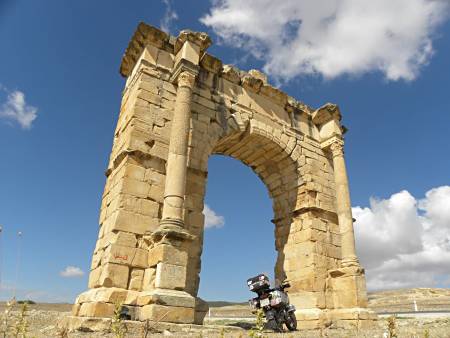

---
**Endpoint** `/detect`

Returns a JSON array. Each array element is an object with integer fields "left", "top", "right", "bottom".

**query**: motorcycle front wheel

[
  {"left": 285, "top": 312, "right": 297, "bottom": 331},
  {"left": 265, "top": 319, "right": 283, "bottom": 332}
]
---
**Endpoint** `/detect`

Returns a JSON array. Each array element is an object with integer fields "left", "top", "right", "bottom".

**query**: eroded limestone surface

[{"left": 72, "top": 22, "right": 376, "bottom": 330}]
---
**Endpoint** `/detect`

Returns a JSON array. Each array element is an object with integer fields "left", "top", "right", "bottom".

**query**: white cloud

[
  {"left": 201, "top": 0, "right": 449, "bottom": 81},
  {"left": 353, "top": 186, "right": 450, "bottom": 290},
  {"left": 160, "top": 0, "right": 178, "bottom": 34},
  {"left": 60, "top": 266, "right": 84, "bottom": 278},
  {"left": 0, "top": 87, "right": 37, "bottom": 129},
  {"left": 203, "top": 204, "right": 225, "bottom": 229}
]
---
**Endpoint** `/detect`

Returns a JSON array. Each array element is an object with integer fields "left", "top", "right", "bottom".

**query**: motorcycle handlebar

[{"left": 279, "top": 282, "right": 291, "bottom": 290}]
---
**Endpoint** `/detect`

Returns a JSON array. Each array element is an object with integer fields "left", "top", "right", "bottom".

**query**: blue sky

[{"left": 0, "top": 0, "right": 449, "bottom": 302}]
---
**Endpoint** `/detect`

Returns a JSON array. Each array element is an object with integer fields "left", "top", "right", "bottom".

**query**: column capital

[
  {"left": 170, "top": 59, "right": 199, "bottom": 87},
  {"left": 321, "top": 136, "right": 344, "bottom": 158},
  {"left": 330, "top": 139, "right": 344, "bottom": 158},
  {"left": 177, "top": 71, "right": 196, "bottom": 88}
]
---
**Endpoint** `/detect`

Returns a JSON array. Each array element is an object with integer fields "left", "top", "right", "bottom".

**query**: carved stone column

[
  {"left": 141, "top": 30, "right": 211, "bottom": 325},
  {"left": 160, "top": 70, "right": 197, "bottom": 229},
  {"left": 329, "top": 138, "right": 359, "bottom": 267}
]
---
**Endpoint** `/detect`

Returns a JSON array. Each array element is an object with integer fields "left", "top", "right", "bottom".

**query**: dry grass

[{"left": 1, "top": 288, "right": 450, "bottom": 337}]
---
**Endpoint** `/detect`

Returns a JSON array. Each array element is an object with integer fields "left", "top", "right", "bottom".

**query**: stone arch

[
  {"left": 71, "top": 22, "right": 376, "bottom": 331},
  {"left": 183, "top": 118, "right": 302, "bottom": 295}
]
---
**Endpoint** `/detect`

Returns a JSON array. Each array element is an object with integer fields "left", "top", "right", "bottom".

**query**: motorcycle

[{"left": 247, "top": 273, "right": 297, "bottom": 332}]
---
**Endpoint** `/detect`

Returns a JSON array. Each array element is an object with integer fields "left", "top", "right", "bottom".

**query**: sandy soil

[{"left": 1, "top": 288, "right": 450, "bottom": 337}]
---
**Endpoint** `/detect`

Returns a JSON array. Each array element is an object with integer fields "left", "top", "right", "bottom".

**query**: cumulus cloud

[
  {"left": 203, "top": 204, "right": 225, "bottom": 229},
  {"left": 201, "top": 0, "right": 449, "bottom": 81},
  {"left": 160, "top": 0, "right": 178, "bottom": 34},
  {"left": 353, "top": 186, "right": 450, "bottom": 290},
  {"left": 60, "top": 266, "right": 84, "bottom": 278},
  {"left": 0, "top": 87, "right": 37, "bottom": 129}
]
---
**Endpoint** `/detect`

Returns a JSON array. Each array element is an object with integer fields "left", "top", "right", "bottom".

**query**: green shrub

[
  {"left": 387, "top": 315, "right": 397, "bottom": 338},
  {"left": 249, "top": 309, "right": 267, "bottom": 338},
  {"left": 110, "top": 301, "right": 127, "bottom": 338}
]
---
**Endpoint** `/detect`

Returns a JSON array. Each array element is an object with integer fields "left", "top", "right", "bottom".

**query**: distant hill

[
  {"left": 368, "top": 288, "right": 450, "bottom": 313},
  {"left": 207, "top": 300, "right": 247, "bottom": 308},
  {"left": 207, "top": 288, "right": 450, "bottom": 315}
]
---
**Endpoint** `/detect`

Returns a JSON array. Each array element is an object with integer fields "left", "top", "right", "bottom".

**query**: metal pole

[
  {"left": 0, "top": 225, "right": 3, "bottom": 291},
  {"left": 13, "top": 231, "right": 22, "bottom": 300}
]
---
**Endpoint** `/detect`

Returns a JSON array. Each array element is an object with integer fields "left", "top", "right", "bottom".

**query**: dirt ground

[
  {"left": 1, "top": 306, "right": 450, "bottom": 337},
  {"left": 1, "top": 288, "right": 450, "bottom": 337}
]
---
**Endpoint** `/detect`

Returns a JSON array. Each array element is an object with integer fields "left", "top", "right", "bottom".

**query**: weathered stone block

[
  {"left": 142, "top": 267, "right": 156, "bottom": 291},
  {"left": 125, "top": 290, "right": 140, "bottom": 305},
  {"left": 98, "top": 263, "right": 129, "bottom": 289},
  {"left": 295, "top": 308, "right": 324, "bottom": 321},
  {"left": 148, "top": 244, "right": 188, "bottom": 267},
  {"left": 102, "top": 243, "right": 136, "bottom": 266},
  {"left": 108, "top": 209, "right": 158, "bottom": 235},
  {"left": 129, "top": 269, "right": 144, "bottom": 291},
  {"left": 88, "top": 267, "right": 102, "bottom": 289},
  {"left": 76, "top": 287, "right": 126, "bottom": 304},
  {"left": 132, "top": 248, "right": 148, "bottom": 268},
  {"left": 72, "top": 303, "right": 81, "bottom": 316},
  {"left": 138, "top": 304, "right": 195, "bottom": 323},
  {"left": 137, "top": 289, "right": 195, "bottom": 307},
  {"left": 156, "top": 49, "right": 174, "bottom": 70},
  {"left": 120, "top": 163, "right": 146, "bottom": 181},
  {"left": 91, "top": 250, "right": 103, "bottom": 270},
  {"left": 148, "top": 184, "right": 164, "bottom": 202},
  {"left": 194, "top": 297, "right": 209, "bottom": 324},
  {"left": 291, "top": 275, "right": 326, "bottom": 293},
  {"left": 155, "top": 262, "right": 187, "bottom": 290},
  {"left": 111, "top": 231, "right": 137, "bottom": 248},
  {"left": 118, "top": 195, "right": 159, "bottom": 218},
  {"left": 120, "top": 177, "right": 149, "bottom": 198},
  {"left": 290, "top": 291, "right": 326, "bottom": 309},
  {"left": 140, "top": 44, "right": 159, "bottom": 65},
  {"left": 79, "top": 302, "right": 115, "bottom": 317}
]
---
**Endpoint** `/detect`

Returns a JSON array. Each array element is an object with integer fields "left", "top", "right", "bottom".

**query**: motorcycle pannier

[
  {"left": 270, "top": 290, "right": 289, "bottom": 307},
  {"left": 247, "top": 274, "right": 270, "bottom": 292}
]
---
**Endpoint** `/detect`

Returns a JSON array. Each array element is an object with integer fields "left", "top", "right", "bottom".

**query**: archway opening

[
  {"left": 195, "top": 128, "right": 301, "bottom": 305},
  {"left": 198, "top": 154, "right": 277, "bottom": 303}
]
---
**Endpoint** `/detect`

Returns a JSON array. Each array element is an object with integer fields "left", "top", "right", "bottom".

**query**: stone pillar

[
  {"left": 312, "top": 104, "right": 377, "bottom": 328},
  {"left": 329, "top": 138, "right": 359, "bottom": 267},
  {"left": 138, "top": 67, "right": 199, "bottom": 324},
  {"left": 160, "top": 70, "right": 197, "bottom": 228},
  {"left": 140, "top": 30, "right": 212, "bottom": 325},
  {"left": 156, "top": 29, "right": 210, "bottom": 234}
]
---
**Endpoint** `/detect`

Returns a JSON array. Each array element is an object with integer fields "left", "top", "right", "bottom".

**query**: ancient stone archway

[{"left": 72, "top": 23, "right": 376, "bottom": 329}]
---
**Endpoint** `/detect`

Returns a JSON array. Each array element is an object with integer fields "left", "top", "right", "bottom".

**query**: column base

[
  {"left": 137, "top": 288, "right": 196, "bottom": 323},
  {"left": 295, "top": 308, "right": 326, "bottom": 330},
  {"left": 64, "top": 316, "right": 112, "bottom": 333},
  {"left": 73, "top": 287, "right": 140, "bottom": 318},
  {"left": 324, "top": 265, "right": 378, "bottom": 329},
  {"left": 72, "top": 288, "right": 208, "bottom": 325},
  {"left": 326, "top": 308, "right": 378, "bottom": 330},
  {"left": 326, "top": 266, "right": 369, "bottom": 309},
  {"left": 294, "top": 307, "right": 377, "bottom": 330},
  {"left": 152, "top": 220, "right": 195, "bottom": 242},
  {"left": 194, "top": 297, "right": 209, "bottom": 324}
]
